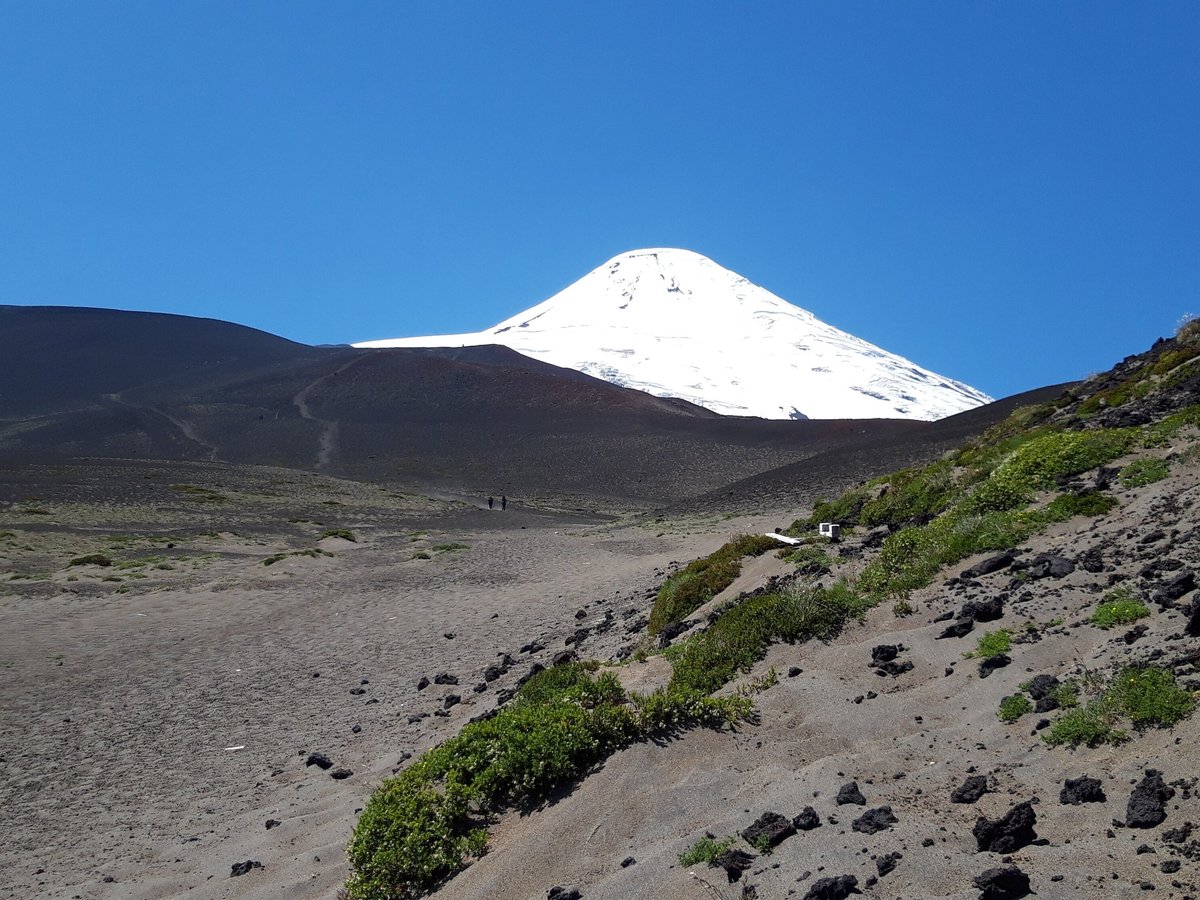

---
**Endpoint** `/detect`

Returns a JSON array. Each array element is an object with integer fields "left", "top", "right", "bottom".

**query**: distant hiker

[
  {"left": 501, "top": 495, "right": 507, "bottom": 511},
  {"left": 488, "top": 496, "right": 494, "bottom": 509}
]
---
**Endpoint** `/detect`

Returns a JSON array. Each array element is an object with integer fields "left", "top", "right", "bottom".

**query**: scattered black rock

[
  {"left": 788, "top": 666, "right": 802, "bottom": 677},
  {"left": 349, "top": 687, "right": 366, "bottom": 695},
  {"left": 937, "top": 618, "right": 975, "bottom": 640},
  {"left": 837, "top": 782, "right": 867, "bottom": 806},
  {"left": 551, "top": 650, "right": 577, "bottom": 667},
  {"left": 264, "top": 819, "right": 281, "bottom": 829},
  {"left": 547, "top": 888, "right": 581, "bottom": 900},
  {"left": 875, "top": 851, "right": 902, "bottom": 877},
  {"left": 1127, "top": 770, "right": 1175, "bottom": 828},
  {"left": 793, "top": 806, "right": 821, "bottom": 830},
  {"left": 1078, "top": 547, "right": 1105, "bottom": 573},
  {"left": 483, "top": 665, "right": 502, "bottom": 682},
  {"left": 933, "top": 610, "right": 955, "bottom": 622},
  {"left": 714, "top": 848, "right": 756, "bottom": 883},
  {"left": 1153, "top": 572, "right": 1195, "bottom": 608},
  {"left": 963, "top": 553, "right": 1016, "bottom": 578},
  {"left": 973, "top": 865, "right": 1032, "bottom": 899},
  {"left": 230, "top": 860, "right": 262, "bottom": 877},
  {"left": 330, "top": 768, "right": 353, "bottom": 780},
  {"left": 870, "top": 645, "right": 901, "bottom": 664},
  {"left": 1187, "top": 601, "right": 1200, "bottom": 638},
  {"left": 978, "top": 654, "right": 1011, "bottom": 678},
  {"left": 876, "top": 659, "right": 914, "bottom": 677},
  {"left": 953, "top": 775, "right": 990, "bottom": 804},
  {"left": 1162, "top": 859, "right": 1181, "bottom": 874},
  {"left": 1025, "top": 674, "right": 1060, "bottom": 700},
  {"left": 433, "top": 673, "right": 458, "bottom": 685},
  {"left": 1061, "top": 776, "right": 1107, "bottom": 805},
  {"left": 801, "top": 874, "right": 861, "bottom": 900},
  {"left": 351, "top": 724, "right": 362, "bottom": 733},
  {"left": 620, "top": 856, "right": 636, "bottom": 868},
  {"left": 443, "top": 694, "right": 460, "bottom": 709},
  {"left": 305, "top": 752, "right": 333, "bottom": 770},
  {"left": 1020, "top": 553, "right": 1075, "bottom": 579},
  {"left": 416, "top": 676, "right": 430, "bottom": 690},
  {"left": 973, "top": 801, "right": 1038, "bottom": 853},
  {"left": 741, "top": 811, "right": 796, "bottom": 849},
  {"left": 851, "top": 806, "right": 897, "bottom": 835},
  {"left": 962, "top": 597, "right": 1005, "bottom": 622}
]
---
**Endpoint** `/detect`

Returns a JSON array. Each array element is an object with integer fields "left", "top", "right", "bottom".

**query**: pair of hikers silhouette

[{"left": 486, "top": 495, "right": 507, "bottom": 511}]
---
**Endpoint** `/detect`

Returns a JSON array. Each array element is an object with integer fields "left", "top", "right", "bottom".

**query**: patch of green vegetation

[
  {"left": 858, "top": 460, "right": 958, "bottom": 529},
  {"left": 262, "top": 548, "right": 334, "bottom": 566},
  {"left": 346, "top": 664, "right": 746, "bottom": 898},
  {"left": 998, "top": 694, "right": 1033, "bottom": 723},
  {"left": 171, "top": 484, "right": 227, "bottom": 503},
  {"left": 973, "top": 629, "right": 1012, "bottom": 660},
  {"left": 892, "top": 598, "right": 914, "bottom": 617},
  {"left": 0, "top": 531, "right": 16, "bottom": 540},
  {"left": 679, "top": 835, "right": 735, "bottom": 867},
  {"left": 431, "top": 542, "right": 469, "bottom": 552},
  {"left": 1119, "top": 457, "right": 1170, "bottom": 488},
  {"left": 782, "top": 544, "right": 834, "bottom": 575},
  {"left": 1143, "top": 405, "right": 1200, "bottom": 447},
  {"left": 800, "top": 487, "right": 870, "bottom": 530},
  {"left": 68, "top": 553, "right": 113, "bottom": 567},
  {"left": 1049, "top": 680, "right": 1080, "bottom": 709},
  {"left": 648, "top": 533, "right": 781, "bottom": 634},
  {"left": 1043, "top": 666, "right": 1194, "bottom": 747},
  {"left": 667, "top": 581, "right": 869, "bottom": 695},
  {"left": 1091, "top": 587, "right": 1150, "bottom": 629},
  {"left": 321, "top": 528, "right": 357, "bottom": 542}
]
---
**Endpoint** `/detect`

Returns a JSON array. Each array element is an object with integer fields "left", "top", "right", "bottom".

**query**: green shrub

[
  {"left": 974, "top": 629, "right": 1012, "bottom": 660},
  {"left": 998, "top": 694, "right": 1033, "bottom": 723},
  {"left": 431, "top": 542, "right": 469, "bottom": 552},
  {"left": 68, "top": 553, "right": 113, "bottom": 567},
  {"left": 858, "top": 460, "right": 957, "bottom": 529},
  {"left": 892, "top": 599, "right": 914, "bottom": 617},
  {"left": 649, "top": 534, "right": 781, "bottom": 634},
  {"left": 1042, "top": 706, "right": 1123, "bottom": 747},
  {"left": 171, "top": 484, "right": 227, "bottom": 503},
  {"left": 1049, "top": 680, "right": 1080, "bottom": 709},
  {"left": 1091, "top": 591, "right": 1150, "bottom": 629},
  {"left": 667, "top": 581, "right": 869, "bottom": 695},
  {"left": 805, "top": 488, "right": 870, "bottom": 528},
  {"left": 783, "top": 545, "right": 833, "bottom": 575},
  {"left": 1119, "top": 458, "right": 1170, "bottom": 488},
  {"left": 679, "top": 835, "right": 734, "bottom": 867},
  {"left": 1041, "top": 491, "right": 1118, "bottom": 521},
  {"left": 1108, "top": 666, "right": 1195, "bottom": 727},
  {"left": 321, "top": 528, "right": 357, "bottom": 542},
  {"left": 1144, "top": 406, "right": 1200, "bottom": 447}
]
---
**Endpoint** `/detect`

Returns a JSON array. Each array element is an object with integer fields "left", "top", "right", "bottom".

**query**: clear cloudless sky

[{"left": 2, "top": 1, "right": 1198, "bottom": 399}]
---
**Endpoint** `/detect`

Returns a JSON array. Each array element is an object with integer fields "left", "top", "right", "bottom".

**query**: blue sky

[{"left": 2, "top": 2, "right": 1197, "bottom": 400}]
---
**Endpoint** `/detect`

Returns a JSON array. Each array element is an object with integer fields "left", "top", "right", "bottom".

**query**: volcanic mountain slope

[
  {"left": 1, "top": 305, "right": 1014, "bottom": 506},
  {"left": 343, "top": 323, "right": 1200, "bottom": 899},
  {"left": 356, "top": 248, "right": 993, "bottom": 421}
]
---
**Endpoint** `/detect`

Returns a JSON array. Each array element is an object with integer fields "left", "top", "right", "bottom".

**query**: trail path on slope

[
  {"left": 291, "top": 354, "right": 369, "bottom": 469},
  {"left": 103, "top": 392, "right": 219, "bottom": 461}
]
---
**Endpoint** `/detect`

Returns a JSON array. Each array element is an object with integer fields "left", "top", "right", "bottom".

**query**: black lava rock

[
  {"left": 801, "top": 874, "right": 861, "bottom": 900},
  {"left": 1060, "top": 776, "right": 1107, "bottom": 805},
  {"left": 978, "top": 654, "right": 1011, "bottom": 678},
  {"left": 1022, "top": 554, "right": 1075, "bottom": 579},
  {"left": 714, "top": 848, "right": 756, "bottom": 883},
  {"left": 1025, "top": 674, "right": 1060, "bottom": 700},
  {"left": 961, "top": 597, "right": 1005, "bottom": 622},
  {"left": 330, "top": 767, "right": 353, "bottom": 780},
  {"left": 870, "top": 645, "right": 901, "bottom": 664},
  {"left": 973, "top": 801, "right": 1038, "bottom": 853},
  {"left": 837, "top": 782, "right": 867, "bottom": 806},
  {"left": 852, "top": 806, "right": 898, "bottom": 835},
  {"left": 1127, "top": 770, "right": 1175, "bottom": 828},
  {"left": 973, "top": 865, "right": 1032, "bottom": 899},
  {"left": 963, "top": 553, "right": 1016, "bottom": 578},
  {"left": 305, "top": 752, "right": 333, "bottom": 770},
  {"left": 264, "top": 819, "right": 281, "bottom": 829},
  {"left": 952, "top": 775, "right": 989, "bottom": 804},
  {"left": 416, "top": 676, "right": 430, "bottom": 690},
  {"left": 620, "top": 857, "right": 636, "bottom": 868},
  {"left": 741, "top": 811, "right": 796, "bottom": 849},
  {"left": 936, "top": 618, "right": 975, "bottom": 640},
  {"left": 875, "top": 851, "right": 902, "bottom": 877},
  {"left": 547, "top": 888, "right": 581, "bottom": 900},
  {"left": 433, "top": 672, "right": 458, "bottom": 685},
  {"left": 230, "top": 860, "right": 262, "bottom": 877},
  {"left": 793, "top": 806, "right": 821, "bottom": 830},
  {"left": 876, "top": 660, "right": 914, "bottom": 677}
]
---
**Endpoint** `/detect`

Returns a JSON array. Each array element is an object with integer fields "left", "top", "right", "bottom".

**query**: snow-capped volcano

[{"left": 355, "top": 249, "right": 992, "bottom": 420}]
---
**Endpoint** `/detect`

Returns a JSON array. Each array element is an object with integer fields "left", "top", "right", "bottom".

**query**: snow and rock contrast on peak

[{"left": 355, "top": 248, "right": 992, "bottom": 420}]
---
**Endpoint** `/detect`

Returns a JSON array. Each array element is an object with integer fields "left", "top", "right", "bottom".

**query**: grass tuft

[{"left": 649, "top": 534, "right": 781, "bottom": 634}]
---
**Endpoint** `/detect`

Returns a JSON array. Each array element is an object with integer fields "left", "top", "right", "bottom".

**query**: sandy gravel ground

[{"left": 0, "top": 482, "right": 785, "bottom": 900}]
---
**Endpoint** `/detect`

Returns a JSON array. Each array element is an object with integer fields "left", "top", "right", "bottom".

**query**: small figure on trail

[
  {"left": 488, "top": 496, "right": 494, "bottom": 509},
  {"left": 501, "top": 495, "right": 507, "bottom": 511}
]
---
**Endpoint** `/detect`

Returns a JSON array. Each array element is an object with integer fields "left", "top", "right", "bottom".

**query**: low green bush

[
  {"left": 68, "top": 553, "right": 113, "bottom": 567},
  {"left": 649, "top": 533, "right": 781, "bottom": 634},
  {"left": 679, "top": 835, "right": 734, "bottom": 867},
  {"left": 1119, "top": 458, "right": 1170, "bottom": 488},
  {"left": 667, "top": 581, "right": 869, "bottom": 695},
  {"left": 998, "top": 694, "right": 1033, "bottom": 723},
  {"left": 1143, "top": 405, "right": 1200, "bottom": 447},
  {"left": 321, "top": 528, "right": 357, "bottom": 542},
  {"left": 1043, "top": 666, "right": 1193, "bottom": 747},
  {"left": 1041, "top": 491, "right": 1118, "bottom": 521},
  {"left": 857, "top": 460, "right": 957, "bottom": 529},
  {"left": 1091, "top": 590, "right": 1150, "bottom": 629},
  {"left": 974, "top": 629, "right": 1012, "bottom": 660}
]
